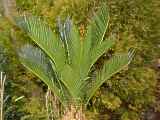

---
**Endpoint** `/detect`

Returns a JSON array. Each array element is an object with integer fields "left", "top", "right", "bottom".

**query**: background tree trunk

[
  {"left": 0, "top": 72, "right": 6, "bottom": 120},
  {"left": 1, "top": 0, "right": 17, "bottom": 24}
]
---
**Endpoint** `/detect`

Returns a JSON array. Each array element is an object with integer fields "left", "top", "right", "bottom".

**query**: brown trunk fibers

[{"left": 61, "top": 104, "right": 87, "bottom": 120}]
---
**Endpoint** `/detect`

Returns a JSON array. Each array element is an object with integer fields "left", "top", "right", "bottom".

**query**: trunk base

[{"left": 61, "top": 105, "right": 86, "bottom": 120}]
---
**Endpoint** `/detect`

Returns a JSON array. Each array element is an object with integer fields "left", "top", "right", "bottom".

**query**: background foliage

[{"left": 0, "top": 0, "right": 159, "bottom": 119}]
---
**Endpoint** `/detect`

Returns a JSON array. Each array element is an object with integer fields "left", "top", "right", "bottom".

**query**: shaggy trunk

[
  {"left": 46, "top": 89, "right": 62, "bottom": 120},
  {"left": 61, "top": 104, "right": 87, "bottom": 120}
]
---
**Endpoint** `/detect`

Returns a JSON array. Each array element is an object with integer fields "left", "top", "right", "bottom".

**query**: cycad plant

[{"left": 16, "top": 4, "right": 134, "bottom": 120}]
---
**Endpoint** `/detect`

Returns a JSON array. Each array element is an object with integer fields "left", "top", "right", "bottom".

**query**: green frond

[
  {"left": 84, "top": 50, "right": 135, "bottom": 104},
  {"left": 80, "top": 26, "right": 93, "bottom": 78},
  {"left": 90, "top": 38, "right": 115, "bottom": 69},
  {"left": 57, "top": 17, "right": 82, "bottom": 69},
  {"left": 57, "top": 17, "right": 84, "bottom": 76},
  {"left": 60, "top": 64, "right": 82, "bottom": 101},
  {"left": 19, "top": 44, "right": 70, "bottom": 105},
  {"left": 57, "top": 19, "right": 85, "bottom": 101},
  {"left": 81, "top": 4, "right": 112, "bottom": 76},
  {"left": 90, "top": 3, "right": 109, "bottom": 47},
  {"left": 57, "top": 17, "right": 72, "bottom": 64},
  {"left": 16, "top": 16, "right": 66, "bottom": 71}
]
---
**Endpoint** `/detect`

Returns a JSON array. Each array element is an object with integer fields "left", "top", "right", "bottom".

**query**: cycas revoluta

[{"left": 16, "top": 4, "right": 134, "bottom": 119}]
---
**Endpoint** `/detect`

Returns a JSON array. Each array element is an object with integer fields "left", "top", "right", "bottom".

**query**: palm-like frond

[
  {"left": 19, "top": 44, "right": 70, "bottom": 105},
  {"left": 57, "top": 17, "right": 72, "bottom": 64},
  {"left": 81, "top": 3, "right": 113, "bottom": 77},
  {"left": 81, "top": 26, "right": 115, "bottom": 78},
  {"left": 16, "top": 16, "right": 66, "bottom": 71},
  {"left": 84, "top": 49, "right": 135, "bottom": 104},
  {"left": 90, "top": 4, "right": 109, "bottom": 47},
  {"left": 57, "top": 18, "right": 82, "bottom": 71},
  {"left": 57, "top": 18, "right": 84, "bottom": 101}
]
